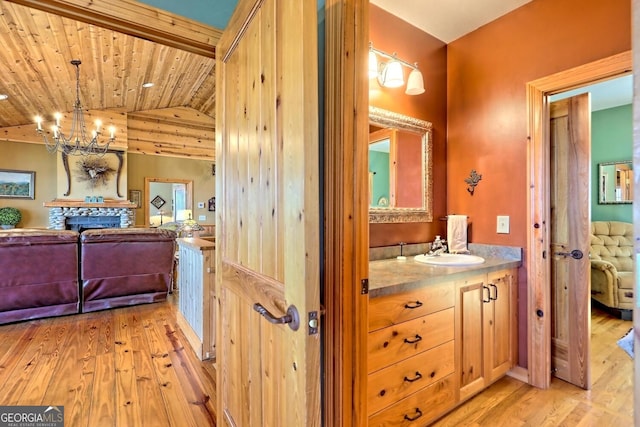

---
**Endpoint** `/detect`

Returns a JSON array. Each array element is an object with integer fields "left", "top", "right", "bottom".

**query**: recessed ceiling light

[
  {"left": 142, "top": 82, "right": 154, "bottom": 88},
  {"left": 0, "top": 94, "right": 8, "bottom": 100}
]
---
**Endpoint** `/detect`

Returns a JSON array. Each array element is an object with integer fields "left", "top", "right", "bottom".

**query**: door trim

[
  {"left": 526, "top": 50, "right": 631, "bottom": 388},
  {"left": 324, "top": 1, "right": 370, "bottom": 425}
]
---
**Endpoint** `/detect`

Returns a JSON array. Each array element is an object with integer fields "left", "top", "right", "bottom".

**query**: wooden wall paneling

[
  {"left": 260, "top": 0, "right": 278, "bottom": 280},
  {"left": 246, "top": 13, "right": 261, "bottom": 271},
  {"left": 324, "top": 0, "right": 370, "bottom": 426}
]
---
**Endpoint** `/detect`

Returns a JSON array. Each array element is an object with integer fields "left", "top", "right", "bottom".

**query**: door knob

[
  {"left": 253, "top": 303, "right": 300, "bottom": 331},
  {"left": 554, "top": 249, "right": 583, "bottom": 259}
]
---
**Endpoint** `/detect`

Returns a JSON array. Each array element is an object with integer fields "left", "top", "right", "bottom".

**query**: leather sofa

[
  {"left": 0, "top": 229, "right": 80, "bottom": 324},
  {"left": 0, "top": 227, "right": 176, "bottom": 324},
  {"left": 80, "top": 228, "right": 176, "bottom": 312},
  {"left": 590, "top": 221, "right": 633, "bottom": 319}
]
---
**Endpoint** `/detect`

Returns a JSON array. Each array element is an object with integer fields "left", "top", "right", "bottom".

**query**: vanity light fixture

[{"left": 369, "top": 42, "right": 425, "bottom": 95}]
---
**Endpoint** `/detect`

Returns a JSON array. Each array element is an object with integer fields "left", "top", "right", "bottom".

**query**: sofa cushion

[
  {"left": 0, "top": 229, "right": 80, "bottom": 323},
  {"left": 590, "top": 221, "right": 633, "bottom": 272},
  {"left": 80, "top": 228, "right": 176, "bottom": 312}
]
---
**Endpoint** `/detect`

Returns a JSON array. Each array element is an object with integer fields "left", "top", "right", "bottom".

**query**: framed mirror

[
  {"left": 368, "top": 106, "right": 433, "bottom": 223},
  {"left": 598, "top": 160, "right": 633, "bottom": 204},
  {"left": 144, "top": 177, "right": 194, "bottom": 226}
]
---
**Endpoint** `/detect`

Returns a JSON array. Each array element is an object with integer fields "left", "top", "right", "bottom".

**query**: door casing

[{"left": 526, "top": 51, "right": 632, "bottom": 388}]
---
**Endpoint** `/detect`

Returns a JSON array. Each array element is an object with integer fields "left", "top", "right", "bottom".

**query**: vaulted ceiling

[{"left": 0, "top": 1, "right": 217, "bottom": 160}]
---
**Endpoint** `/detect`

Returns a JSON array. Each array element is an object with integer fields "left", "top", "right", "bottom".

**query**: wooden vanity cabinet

[
  {"left": 367, "top": 282, "right": 457, "bottom": 426},
  {"left": 367, "top": 267, "right": 518, "bottom": 424},
  {"left": 457, "top": 269, "right": 517, "bottom": 401}
]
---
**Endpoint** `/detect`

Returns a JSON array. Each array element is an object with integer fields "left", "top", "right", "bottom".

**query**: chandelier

[{"left": 35, "top": 60, "right": 115, "bottom": 156}]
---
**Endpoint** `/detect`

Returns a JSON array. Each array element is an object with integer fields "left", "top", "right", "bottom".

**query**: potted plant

[{"left": 0, "top": 207, "right": 22, "bottom": 229}]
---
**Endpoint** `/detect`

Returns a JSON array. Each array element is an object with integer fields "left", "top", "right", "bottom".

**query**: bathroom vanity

[{"left": 367, "top": 246, "right": 521, "bottom": 426}]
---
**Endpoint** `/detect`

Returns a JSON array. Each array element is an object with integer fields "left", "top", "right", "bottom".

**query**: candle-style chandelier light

[{"left": 35, "top": 60, "right": 115, "bottom": 156}]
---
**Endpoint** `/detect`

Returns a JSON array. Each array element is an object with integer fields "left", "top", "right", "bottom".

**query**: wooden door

[
  {"left": 549, "top": 95, "right": 591, "bottom": 389},
  {"left": 457, "top": 275, "right": 488, "bottom": 401},
  {"left": 485, "top": 271, "right": 513, "bottom": 381},
  {"left": 215, "top": 1, "right": 320, "bottom": 426}
]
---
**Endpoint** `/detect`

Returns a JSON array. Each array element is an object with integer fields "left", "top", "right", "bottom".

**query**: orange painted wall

[
  {"left": 447, "top": 0, "right": 630, "bottom": 366},
  {"left": 369, "top": 5, "right": 448, "bottom": 247},
  {"left": 447, "top": 0, "right": 631, "bottom": 248}
]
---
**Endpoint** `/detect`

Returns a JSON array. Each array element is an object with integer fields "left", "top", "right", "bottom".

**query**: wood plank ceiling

[{"left": 0, "top": 1, "right": 216, "bottom": 160}]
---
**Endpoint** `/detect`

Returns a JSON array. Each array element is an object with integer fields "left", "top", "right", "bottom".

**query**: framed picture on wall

[
  {"left": 151, "top": 195, "right": 166, "bottom": 209},
  {"left": 129, "top": 189, "right": 142, "bottom": 208},
  {"left": 0, "top": 169, "right": 35, "bottom": 199},
  {"left": 208, "top": 196, "right": 216, "bottom": 212}
]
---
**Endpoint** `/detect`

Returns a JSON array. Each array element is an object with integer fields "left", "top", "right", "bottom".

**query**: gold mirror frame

[{"left": 368, "top": 106, "right": 433, "bottom": 223}]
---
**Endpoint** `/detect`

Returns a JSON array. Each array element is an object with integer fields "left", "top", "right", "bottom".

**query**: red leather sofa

[
  {"left": 0, "top": 229, "right": 80, "bottom": 324},
  {"left": 80, "top": 228, "right": 176, "bottom": 312}
]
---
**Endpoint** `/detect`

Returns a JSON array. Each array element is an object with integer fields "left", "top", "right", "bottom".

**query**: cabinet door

[
  {"left": 485, "top": 270, "right": 514, "bottom": 382},
  {"left": 457, "top": 275, "right": 489, "bottom": 400}
]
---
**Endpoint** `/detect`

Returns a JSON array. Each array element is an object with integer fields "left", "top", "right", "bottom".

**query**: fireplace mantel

[{"left": 44, "top": 199, "right": 135, "bottom": 209}]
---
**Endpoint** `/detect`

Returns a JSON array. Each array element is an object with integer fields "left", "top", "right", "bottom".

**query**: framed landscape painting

[{"left": 0, "top": 169, "right": 35, "bottom": 199}]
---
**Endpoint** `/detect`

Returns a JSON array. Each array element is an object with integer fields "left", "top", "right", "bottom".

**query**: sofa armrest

[
  {"left": 590, "top": 259, "right": 617, "bottom": 307},
  {"left": 590, "top": 259, "right": 616, "bottom": 273}
]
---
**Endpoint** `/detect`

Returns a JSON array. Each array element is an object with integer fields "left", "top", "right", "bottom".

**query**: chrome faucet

[{"left": 428, "top": 236, "right": 447, "bottom": 256}]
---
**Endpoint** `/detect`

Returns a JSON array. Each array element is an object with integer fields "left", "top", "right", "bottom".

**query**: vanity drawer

[
  {"left": 368, "top": 340, "right": 455, "bottom": 416},
  {"left": 368, "top": 307, "right": 454, "bottom": 373},
  {"left": 368, "top": 373, "right": 456, "bottom": 427},
  {"left": 369, "top": 282, "right": 454, "bottom": 332}
]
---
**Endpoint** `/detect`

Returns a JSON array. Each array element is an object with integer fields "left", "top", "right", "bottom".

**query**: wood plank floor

[
  {"left": 433, "top": 305, "right": 634, "bottom": 426},
  {"left": 0, "top": 294, "right": 217, "bottom": 427},
  {"left": 0, "top": 300, "right": 631, "bottom": 426}
]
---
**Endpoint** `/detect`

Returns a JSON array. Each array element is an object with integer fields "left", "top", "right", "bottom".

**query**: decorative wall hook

[{"left": 465, "top": 169, "right": 482, "bottom": 195}]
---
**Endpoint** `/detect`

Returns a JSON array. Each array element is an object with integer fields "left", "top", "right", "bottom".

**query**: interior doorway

[
  {"left": 144, "top": 177, "right": 193, "bottom": 227},
  {"left": 526, "top": 51, "right": 632, "bottom": 389}
]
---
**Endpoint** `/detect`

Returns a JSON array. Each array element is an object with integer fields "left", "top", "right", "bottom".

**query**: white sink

[{"left": 414, "top": 253, "right": 485, "bottom": 266}]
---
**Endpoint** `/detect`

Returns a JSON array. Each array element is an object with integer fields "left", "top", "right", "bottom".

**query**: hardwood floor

[
  {"left": 432, "top": 305, "right": 634, "bottom": 426},
  {"left": 0, "top": 300, "right": 631, "bottom": 426},
  {"left": 0, "top": 295, "right": 217, "bottom": 427}
]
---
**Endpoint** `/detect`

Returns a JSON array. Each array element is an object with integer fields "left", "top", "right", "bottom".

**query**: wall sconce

[{"left": 369, "top": 42, "right": 425, "bottom": 95}]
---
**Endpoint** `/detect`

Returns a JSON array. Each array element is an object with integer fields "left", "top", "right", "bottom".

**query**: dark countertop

[{"left": 368, "top": 248, "right": 521, "bottom": 298}]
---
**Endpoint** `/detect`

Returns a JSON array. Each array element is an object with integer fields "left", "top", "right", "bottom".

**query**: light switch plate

[
  {"left": 497, "top": 215, "right": 510, "bottom": 234},
  {"left": 198, "top": 215, "right": 206, "bottom": 221}
]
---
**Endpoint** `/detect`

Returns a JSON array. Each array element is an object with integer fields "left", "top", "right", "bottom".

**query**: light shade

[
  {"left": 405, "top": 68, "right": 425, "bottom": 95},
  {"left": 378, "top": 60, "right": 404, "bottom": 88}
]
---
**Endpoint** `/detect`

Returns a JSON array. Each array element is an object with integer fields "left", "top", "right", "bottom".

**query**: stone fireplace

[{"left": 45, "top": 200, "right": 135, "bottom": 230}]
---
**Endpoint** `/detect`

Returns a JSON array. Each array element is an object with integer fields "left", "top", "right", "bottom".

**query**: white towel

[{"left": 447, "top": 215, "right": 469, "bottom": 254}]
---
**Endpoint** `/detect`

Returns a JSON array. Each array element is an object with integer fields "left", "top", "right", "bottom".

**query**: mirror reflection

[
  {"left": 369, "top": 106, "right": 433, "bottom": 223},
  {"left": 144, "top": 177, "right": 194, "bottom": 226},
  {"left": 599, "top": 161, "right": 633, "bottom": 204}
]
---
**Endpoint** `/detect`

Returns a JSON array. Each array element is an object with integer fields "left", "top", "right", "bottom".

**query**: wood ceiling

[{"left": 0, "top": 1, "right": 218, "bottom": 160}]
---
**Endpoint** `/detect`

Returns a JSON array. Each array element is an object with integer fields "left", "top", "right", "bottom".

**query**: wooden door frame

[
  {"left": 23, "top": 1, "right": 368, "bottom": 425},
  {"left": 526, "top": 50, "right": 632, "bottom": 389},
  {"left": 324, "top": 1, "right": 369, "bottom": 425}
]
